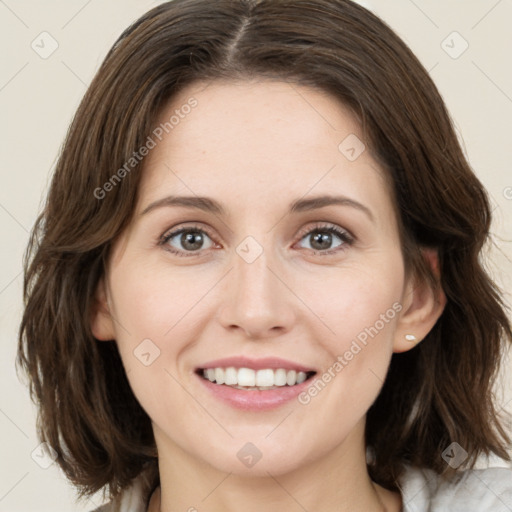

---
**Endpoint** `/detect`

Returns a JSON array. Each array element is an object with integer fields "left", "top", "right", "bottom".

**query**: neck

[{"left": 148, "top": 421, "right": 402, "bottom": 512}]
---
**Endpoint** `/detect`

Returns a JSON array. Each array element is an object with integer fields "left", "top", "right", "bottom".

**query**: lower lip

[{"left": 196, "top": 373, "right": 316, "bottom": 411}]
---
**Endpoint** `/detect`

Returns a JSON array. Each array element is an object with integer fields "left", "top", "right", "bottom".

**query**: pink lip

[
  {"left": 197, "top": 356, "right": 316, "bottom": 373},
  {"left": 196, "top": 372, "right": 316, "bottom": 411},
  {"left": 195, "top": 356, "right": 317, "bottom": 411}
]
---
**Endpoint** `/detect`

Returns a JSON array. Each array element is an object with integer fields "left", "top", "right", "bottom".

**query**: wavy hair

[{"left": 17, "top": 0, "right": 512, "bottom": 505}]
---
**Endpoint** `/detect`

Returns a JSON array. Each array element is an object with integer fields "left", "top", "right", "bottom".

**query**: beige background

[{"left": 0, "top": 0, "right": 511, "bottom": 510}]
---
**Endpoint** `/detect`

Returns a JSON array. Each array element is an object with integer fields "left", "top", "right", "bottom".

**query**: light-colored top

[
  {"left": 399, "top": 465, "right": 512, "bottom": 511},
  {"left": 91, "top": 465, "right": 512, "bottom": 512}
]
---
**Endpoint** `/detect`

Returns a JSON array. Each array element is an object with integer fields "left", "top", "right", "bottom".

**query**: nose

[{"left": 216, "top": 245, "right": 296, "bottom": 340}]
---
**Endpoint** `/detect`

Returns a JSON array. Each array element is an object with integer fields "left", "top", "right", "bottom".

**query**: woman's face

[{"left": 94, "top": 79, "right": 419, "bottom": 476}]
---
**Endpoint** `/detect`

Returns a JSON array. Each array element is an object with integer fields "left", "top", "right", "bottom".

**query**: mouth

[
  {"left": 194, "top": 358, "right": 318, "bottom": 411},
  {"left": 196, "top": 367, "right": 317, "bottom": 391}
]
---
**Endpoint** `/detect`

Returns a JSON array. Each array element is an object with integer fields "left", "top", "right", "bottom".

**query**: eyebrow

[
  {"left": 140, "top": 194, "right": 374, "bottom": 221},
  {"left": 290, "top": 195, "right": 374, "bottom": 221}
]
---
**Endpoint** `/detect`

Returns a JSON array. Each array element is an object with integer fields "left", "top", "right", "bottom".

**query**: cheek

[
  {"left": 298, "top": 261, "right": 404, "bottom": 404},
  {"left": 108, "top": 272, "right": 198, "bottom": 425},
  {"left": 109, "top": 259, "right": 212, "bottom": 341},
  {"left": 306, "top": 262, "right": 403, "bottom": 347},
  {"left": 107, "top": 261, "right": 221, "bottom": 407}
]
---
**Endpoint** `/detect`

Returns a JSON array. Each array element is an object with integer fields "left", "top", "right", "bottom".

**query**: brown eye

[
  {"left": 160, "top": 227, "right": 215, "bottom": 256},
  {"left": 297, "top": 225, "right": 353, "bottom": 254}
]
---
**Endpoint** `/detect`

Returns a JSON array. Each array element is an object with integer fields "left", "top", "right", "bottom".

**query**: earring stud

[{"left": 405, "top": 334, "right": 417, "bottom": 342}]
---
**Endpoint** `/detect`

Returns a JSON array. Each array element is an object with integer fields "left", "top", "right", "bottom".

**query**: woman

[{"left": 17, "top": 1, "right": 512, "bottom": 511}]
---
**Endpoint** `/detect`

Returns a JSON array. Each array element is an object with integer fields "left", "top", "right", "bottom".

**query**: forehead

[
  {"left": 138, "top": 79, "right": 392, "bottom": 218},
  {"left": 154, "top": 78, "right": 362, "bottom": 158}
]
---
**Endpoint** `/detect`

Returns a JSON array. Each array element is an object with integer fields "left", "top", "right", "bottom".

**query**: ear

[
  {"left": 393, "top": 249, "right": 447, "bottom": 353},
  {"left": 90, "top": 277, "right": 115, "bottom": 341}
]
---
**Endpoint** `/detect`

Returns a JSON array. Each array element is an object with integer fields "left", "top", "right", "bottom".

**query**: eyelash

[{"left": 158, "top": 222, "right": 354, "bottom": 258}]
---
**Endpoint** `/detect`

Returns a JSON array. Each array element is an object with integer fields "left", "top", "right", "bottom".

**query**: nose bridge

[
  {"left": 217, "top": 236, "right": 295, "bottom": 337},
  {"left": 235, "top": 243, "right": 275, "bottom": 302}
]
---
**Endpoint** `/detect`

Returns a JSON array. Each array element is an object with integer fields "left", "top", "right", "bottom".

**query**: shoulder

[
  {"left": 398, "top": 464, "right": 512, "bottom": 512},
  {"left": 89, "top": 475, "right": 148, "bottom": 512}
]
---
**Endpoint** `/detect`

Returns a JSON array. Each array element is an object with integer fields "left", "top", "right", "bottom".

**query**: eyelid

[
  {"left": 159, "top": 222, "right": 217, "bottom": 245},
  {"left": 294, "top": 222, "right": 353, "bottom": 243}
]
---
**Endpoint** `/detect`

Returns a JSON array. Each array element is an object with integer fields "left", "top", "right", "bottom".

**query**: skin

[{"left": 91, "top": 79, "right": 445, "bottom": 512}]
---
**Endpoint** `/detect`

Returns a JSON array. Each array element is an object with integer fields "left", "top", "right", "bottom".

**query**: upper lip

[{"left": 197, "top": 356, "right": 317, "bottom": 373}]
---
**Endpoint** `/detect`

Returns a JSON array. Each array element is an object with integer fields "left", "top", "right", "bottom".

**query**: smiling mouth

[{"left": 196, "top": 367, "right": 317, "bottom": 391}]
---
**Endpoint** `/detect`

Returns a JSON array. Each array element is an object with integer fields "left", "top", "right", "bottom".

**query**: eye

[
  {"left": 158, "top": 222, "right": 354, "bottom": 258},
  {"left": 159, "top": 225, "right": 216, "bottom": 257},
  {"left": 296, "top": 223, "right": 354, "bottom": 255}
]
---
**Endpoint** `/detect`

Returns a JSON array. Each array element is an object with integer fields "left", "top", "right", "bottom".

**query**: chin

[{"left": 190, "top": 434, "right": 318, "bottom": 477}]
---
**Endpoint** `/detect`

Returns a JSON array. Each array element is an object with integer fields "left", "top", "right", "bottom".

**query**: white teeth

[
  {"left": 274, "top": 368, "right": 287, "bottom": 386},
  {"left": 256, "top": 369, "right": 274, "bottom": 387},
  {"left": 296, "top": 371, "right": 307, "bottom": 384},
  {"left": 286, "top": 370, "right": 297, "bottom": 386},
  {"left": 201, "top": 367, "right": 312, "bottom": 388},
  {"left": 237, "top": 368, "right": 256, "bottom": 386},
  {"left": 224, "top": 367, "right": 238, "bottom": 385},
  {"left": 214, "top": 368, "right": 225, "bottom": 385}
]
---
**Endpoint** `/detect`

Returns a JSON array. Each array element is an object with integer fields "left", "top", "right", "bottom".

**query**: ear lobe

[
  {"left": 393, "top": 249, "right": 447, "bottom": 353},
  {"left": 90, "top": 277, "right": 115, "bottom": 341}
]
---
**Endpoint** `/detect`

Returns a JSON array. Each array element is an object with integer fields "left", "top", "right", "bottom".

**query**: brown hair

[{"left": 17, "top": 0, "right": 512, "bottom": 504}]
